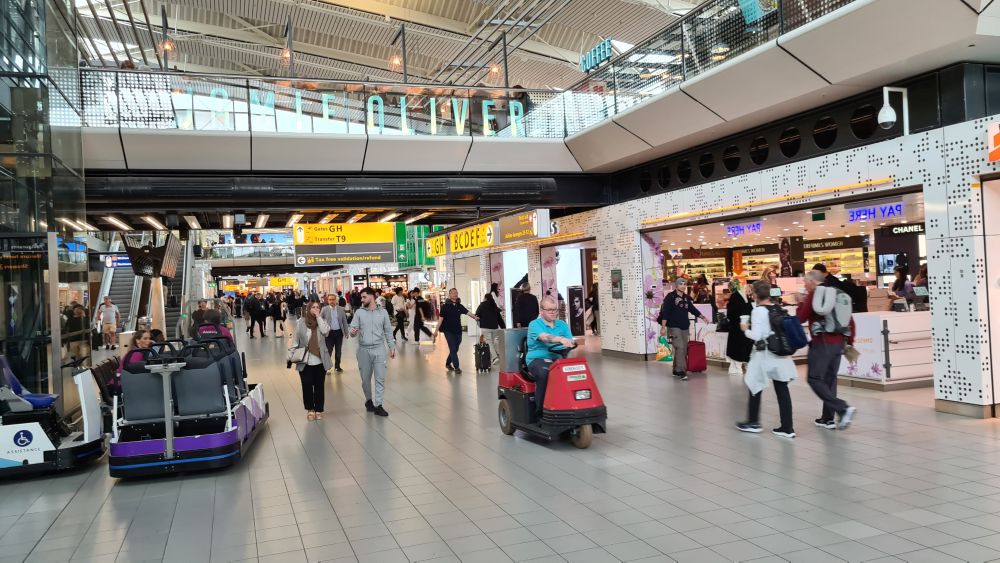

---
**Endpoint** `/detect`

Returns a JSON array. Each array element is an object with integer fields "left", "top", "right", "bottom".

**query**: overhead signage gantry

[
  {"left": 423, "top": 209, "right": 551, "bottom": 258},
  {"left": 293, "top": 223, "right": 396, "bottom": 266}
]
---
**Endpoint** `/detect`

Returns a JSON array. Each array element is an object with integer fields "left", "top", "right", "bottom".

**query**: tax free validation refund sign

[{"left": 293, "top": 223, "right": 396, "bottom": 266}]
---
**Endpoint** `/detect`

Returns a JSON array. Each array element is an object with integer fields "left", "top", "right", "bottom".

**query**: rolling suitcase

[
  {"left": 475, "top": 339, "right": 492, "bottom": 372},
  {"left": 686, "top": 328, "right": 707, "bottom": 373}
]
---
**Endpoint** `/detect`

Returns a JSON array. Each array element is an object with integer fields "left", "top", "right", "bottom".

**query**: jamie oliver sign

[
  {"left": 293, "top": 223, "right": 396, "bottom": 266},
  {"left": 449, "top": 223, "right": 496, "bottom": 253},
  {"left": 498, "top": 210, "right": 551, "bottom": 243}
]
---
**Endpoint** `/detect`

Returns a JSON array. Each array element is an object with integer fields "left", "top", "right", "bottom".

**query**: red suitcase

[{"left": 686, "top": 328, "right": 707, "bottom": 373}]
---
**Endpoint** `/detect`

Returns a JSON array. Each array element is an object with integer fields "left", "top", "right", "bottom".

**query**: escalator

[
  {"left": 106, "top": 267, "right": 137, "bottom": 329},
  {"left": 163, "top": 242, "right": 186, "bottom": 338}
]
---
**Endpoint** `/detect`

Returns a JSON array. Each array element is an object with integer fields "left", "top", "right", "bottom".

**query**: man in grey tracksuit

[{"left": 349, "top": 287, "right": 397, "bottom": 417}]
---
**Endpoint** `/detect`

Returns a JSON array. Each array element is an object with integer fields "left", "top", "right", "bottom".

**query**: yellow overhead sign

[
  {"left": 269, "top": 277, "right": 297, "bottom": 287},
  {"left": 449, "top": 223, "right": 496, "bottom": 253},
  {"left": 223, "top": 284, "right": 241, "bottom": 292},
  {"left": 426, "top": 234, "right": 447, "bottom": 258},
  {"left": 293, "top": 223, "right": 395, "bottom": 246}
]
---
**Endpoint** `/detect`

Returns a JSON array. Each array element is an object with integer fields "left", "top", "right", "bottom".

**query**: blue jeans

[
  {"left": 528, "top": 358, "right": 553, "bottom": 414},
  {"left": 444, "top": 332, "right": 462, "bottom": 369}
]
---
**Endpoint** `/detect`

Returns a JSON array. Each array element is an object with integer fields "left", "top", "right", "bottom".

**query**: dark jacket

[
  {"left": 438, "top": 300, "right": 469, "bottom": 334},
  {"left": 658, "top": 290, "right": 702, "bottom": 330},
  {"left": 725, "top": 291, "right": 753, "bottom": 362},
  {"left": 514, "top": 292, "right": 539, "bottom": 327},
  {"left": 475, "top": 299, "right": 503, "bottom": 330}
]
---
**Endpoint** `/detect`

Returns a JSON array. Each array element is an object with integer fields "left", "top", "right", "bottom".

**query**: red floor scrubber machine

[{"left": 497, "top": 329, "right": 606, "bottom": 448}]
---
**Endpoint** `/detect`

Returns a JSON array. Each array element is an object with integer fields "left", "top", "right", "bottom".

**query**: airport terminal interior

[{"left": 6, "top": 0, "right": 1000, "bottom": 562}]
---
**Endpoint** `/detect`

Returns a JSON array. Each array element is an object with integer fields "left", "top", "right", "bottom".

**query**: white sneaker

[{"left": 838, "top": 406, "right": 857, "bottom": 430}]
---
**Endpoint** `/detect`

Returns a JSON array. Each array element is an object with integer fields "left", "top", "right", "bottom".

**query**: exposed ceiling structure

[{"left": 74, "top": 0, "right": 707, "bottom": 89}]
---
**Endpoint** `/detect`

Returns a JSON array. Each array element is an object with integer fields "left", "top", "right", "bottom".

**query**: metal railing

[{"left": 68, "top": 0, "right": 854, "bottom": 139}]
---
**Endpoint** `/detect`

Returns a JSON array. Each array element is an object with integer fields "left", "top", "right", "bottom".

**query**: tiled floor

[{"left": 5, "top": 322, "right": 1000, "bottom": 563}]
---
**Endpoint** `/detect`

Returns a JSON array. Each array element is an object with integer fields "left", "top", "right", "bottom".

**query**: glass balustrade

[
  {"left": 207, "top": 244, "right": 295, "bottom": 260},
  {"left": 68, "top": 0, "right": 854, "bottom": 139}
]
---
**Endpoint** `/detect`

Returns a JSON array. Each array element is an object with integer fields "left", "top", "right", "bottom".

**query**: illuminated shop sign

[
  {"left": 847, "top": 202, "right": 903, "bottom": 223},
  {"left": 580, "top": 38, "right": 613, "bottom": 73},
  {"left": 190, "top": 88, "right": 527, "bottom": 138},
  {"left": 498, "top": 209, "right": 551, "bottom": 243},
  {"left": 889, "top": 223, "right": 925, "bottom": 235},
  {"left": 725, "top": 220, "right": 762, "bottom": 238}
]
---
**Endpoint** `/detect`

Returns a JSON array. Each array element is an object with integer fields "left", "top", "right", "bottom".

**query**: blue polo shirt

[{"left": 526, "top": 317, "right": 573, "bottom": 363}]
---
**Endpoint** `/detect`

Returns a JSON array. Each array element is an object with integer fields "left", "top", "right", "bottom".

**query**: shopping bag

[{"left": 655, "top": 336, "right": 673, "bottom": 362}]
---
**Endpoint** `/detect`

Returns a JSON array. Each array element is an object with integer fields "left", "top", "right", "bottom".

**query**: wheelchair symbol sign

[{"left": 13, "top": 430, "right": 33, "bottom": 448}]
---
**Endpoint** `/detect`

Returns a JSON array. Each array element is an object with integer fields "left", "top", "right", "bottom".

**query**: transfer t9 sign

[
  {"left": 294, "top": 223, "right": 396, "bottom": 266},
  {"left": 449, "top": 223, "right": 496, "bottom": 253}
]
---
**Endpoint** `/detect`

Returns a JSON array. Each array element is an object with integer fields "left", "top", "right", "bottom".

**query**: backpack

[
  {"left": 765, "top": 304, "right": 808, "bottom": 357},
  {"left": 814, "top": 284, "right": 853, "bottom": 336}
]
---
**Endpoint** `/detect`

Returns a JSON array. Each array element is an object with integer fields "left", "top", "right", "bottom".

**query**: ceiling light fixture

[
  {"left": 56, "top": 217, "right": 84, "bottom": 230},
  {"left": 222, "top": 214, "right": 234, "bottom": 229},
  {"left": 143, "top": 216, "right": 167, "bottom": 230},
  {"left": 379, "top": 212, "right": 401, "bottom": 223},
  {"left": 286, "top": 213, "right": 304, "bottom": 227},
  {"left": 405, "top": 211, "right": 433, "bottom": 224},
  {"left": 104, "top": 216, "right": 132, "bottom": 230},
  {"left": 183, "top": 215, "right": 202, "bottom": 230},
  {"left": 347, "top": 213, "right": 366, "bottom": 223},
  {"left": 318, "top": 213, "right": 338, "bottom": 224},
  {"left": 255, "top": 214, "right": 269, "bottom": 229},
  {"left": 78, "top": 220, "right": 99, "bottom": 231}
]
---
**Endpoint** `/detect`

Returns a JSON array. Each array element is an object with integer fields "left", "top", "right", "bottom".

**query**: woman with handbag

[
  {"left": 291, "top": 301, "right": 332, "bottom": 420},
  {"left": 725, "top": 278, "right": 753, "bottom": 376}
]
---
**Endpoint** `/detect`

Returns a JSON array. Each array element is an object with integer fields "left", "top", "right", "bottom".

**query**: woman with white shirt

[
  {"left": 294, "top": 301, "right": 332, "bottom": 420},
  {"left": 736, "top": 280, "right": 797, "bottom": 438}
]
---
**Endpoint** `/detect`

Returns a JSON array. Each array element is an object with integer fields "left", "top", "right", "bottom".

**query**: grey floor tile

[{"left": 708, "top": 540, "right": 773, "bottom": 562}]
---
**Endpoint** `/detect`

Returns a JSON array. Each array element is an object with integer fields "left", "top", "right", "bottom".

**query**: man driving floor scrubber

[{"left": 526, "top": 296, "right": 576, "bottom": 418}]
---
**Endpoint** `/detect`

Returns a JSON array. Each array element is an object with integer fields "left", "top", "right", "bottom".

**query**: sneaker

[
  {"left": 736, "top": 422, "right": 762, "bottom": 433},
  {"left": 772, "top": 428, "right": 796, "bottom": 438},
  {"left": 335, "top": 367, "right": 343, "bottom": 374},
  {"left": 446, "top": 365, "right": 454, "bottom": 372},
  {"left": 814, "top": 418, "right": 836, "bottom": 429},
  {"left": 365, "top": 399, "right": 374, "bottom": 412},
  {"left": 373, "top": 405, "right": 389, "bottom": 417},
  {"left": 680, "top": 374, "right": 688, "bottom": 381},
  {"left": 838, "top": 406, "right": 857, "bottom": 430},
  {"left": 454, "top": 368, "right": 463, "bottom": 375},
  {"left": 491, "top": 357, "right": 499, "bottom": 365}
]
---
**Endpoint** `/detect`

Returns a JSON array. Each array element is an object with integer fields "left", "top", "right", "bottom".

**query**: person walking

[
  {"left": 658, "top": 278, "right": 709, "bottom": 380},
  {"left": 349, "top": 288, "right": 396, "bottom": 416},
  {"left": 475, "top": 292, "right": 504, "bottom": 366},
  {"left": 736, "top": 281, "right": 797, "bottom": 438},
  {"left": 391, "top": 287, "right": 408, "bottom": 341},
  {"left": 248, "top": 294, "right": 267, "bottom": 338},
  {"left": 269, "top": 296, "right": 285, "bottom": 337},
  {"left": 797, "top": 270, "right": 857, "bottom": 430},
  {"left": 725, "top": 278, "right": 753, "bottom": 376},
  {"left": 434, "top": 289, "right": 479, "bottom": 374},
  {"left": 293, "top": 301, "right": 331, "bottom": 421},
  {"left": 321, "top": 293, "right": 350, "bottom": 374},
  {"left": 513, "top": 283, "right": 539, "bottom": 328},
  {"left": 411, "top": 288, "right": 434, "bottom": 343},
  {"left": 94, "top": 296, "right": 120, "bottom": 350}
]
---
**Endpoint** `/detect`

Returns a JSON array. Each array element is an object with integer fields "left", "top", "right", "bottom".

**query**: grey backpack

[{"left": 813, "top": 285, "right": 853, "bottom": 336}]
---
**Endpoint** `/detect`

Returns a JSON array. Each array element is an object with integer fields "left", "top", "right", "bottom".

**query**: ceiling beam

[
  {"left": 310, "top": 0, "right": 580, "bottom": 64},
  {"left": 621, "top": 0, "right": 697, "bottom": 13}
]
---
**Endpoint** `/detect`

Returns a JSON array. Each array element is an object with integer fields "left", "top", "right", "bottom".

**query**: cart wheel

[
  {"left": 498, "top": 399, "right": 515, "bottom": 435},
  {"left": 570, "top": 424, "right": 593, "bottom": 449}
]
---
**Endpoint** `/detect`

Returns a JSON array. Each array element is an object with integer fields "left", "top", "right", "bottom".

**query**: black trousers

[
  {"left": 747, "top": 380, "right": 793, "bottom": 431},
  {"left": 807, "top": 341, "right": 849, "bottom": 420},
  {"left": 299, "top": 363, "right": 326, "bottom": 412},
  {"left": 393, "top": 312, "right": 408, "bottom": 339},
  {"left": 325, "top": 329, "right": 344, "bottom": 370},
  {"left": 271, "top": 316, "right": 284, "bottom": 333},
  {"left": 528, "top": 358, "right": 553, "bottom": 415},
  {"left": 413, "top": 318, "right": 432, "bottom": 341}
]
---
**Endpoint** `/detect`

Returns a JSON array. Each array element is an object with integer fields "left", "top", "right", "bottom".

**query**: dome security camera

[{"left": 878, "top": 104, "right": 897, "bottom": 130}]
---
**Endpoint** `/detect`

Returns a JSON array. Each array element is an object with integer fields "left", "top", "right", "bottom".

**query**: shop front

[
  {"left": 539, "top": 239, "right": 600, "bottom": 340},
  {"left": 640, "top": 191, "right": 932, "bottom": 389}
]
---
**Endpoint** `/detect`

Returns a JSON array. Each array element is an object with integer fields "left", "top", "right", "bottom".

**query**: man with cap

[
  {"left": 658, "top": 278, "right": 709, "bottom": 380},
  {"left": 812, "top": 263, "right": 849, "bottom": 293}
]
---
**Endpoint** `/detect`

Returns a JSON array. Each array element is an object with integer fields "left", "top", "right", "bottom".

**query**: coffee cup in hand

[{"left": 740, "top": 315, "right": 750, "bottom": 325}]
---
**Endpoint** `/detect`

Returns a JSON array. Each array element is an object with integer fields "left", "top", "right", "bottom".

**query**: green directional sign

[{"left": 396, "top": 224, "right": 444, "bottom": 268}]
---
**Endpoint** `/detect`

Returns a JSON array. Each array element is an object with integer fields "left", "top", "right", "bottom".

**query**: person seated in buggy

[
  {"left": 196, "top": 309, "right": 234, "bottom": 343},
  {"left": 525, "top": 296, "right": 575, "bottom": 417}
]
